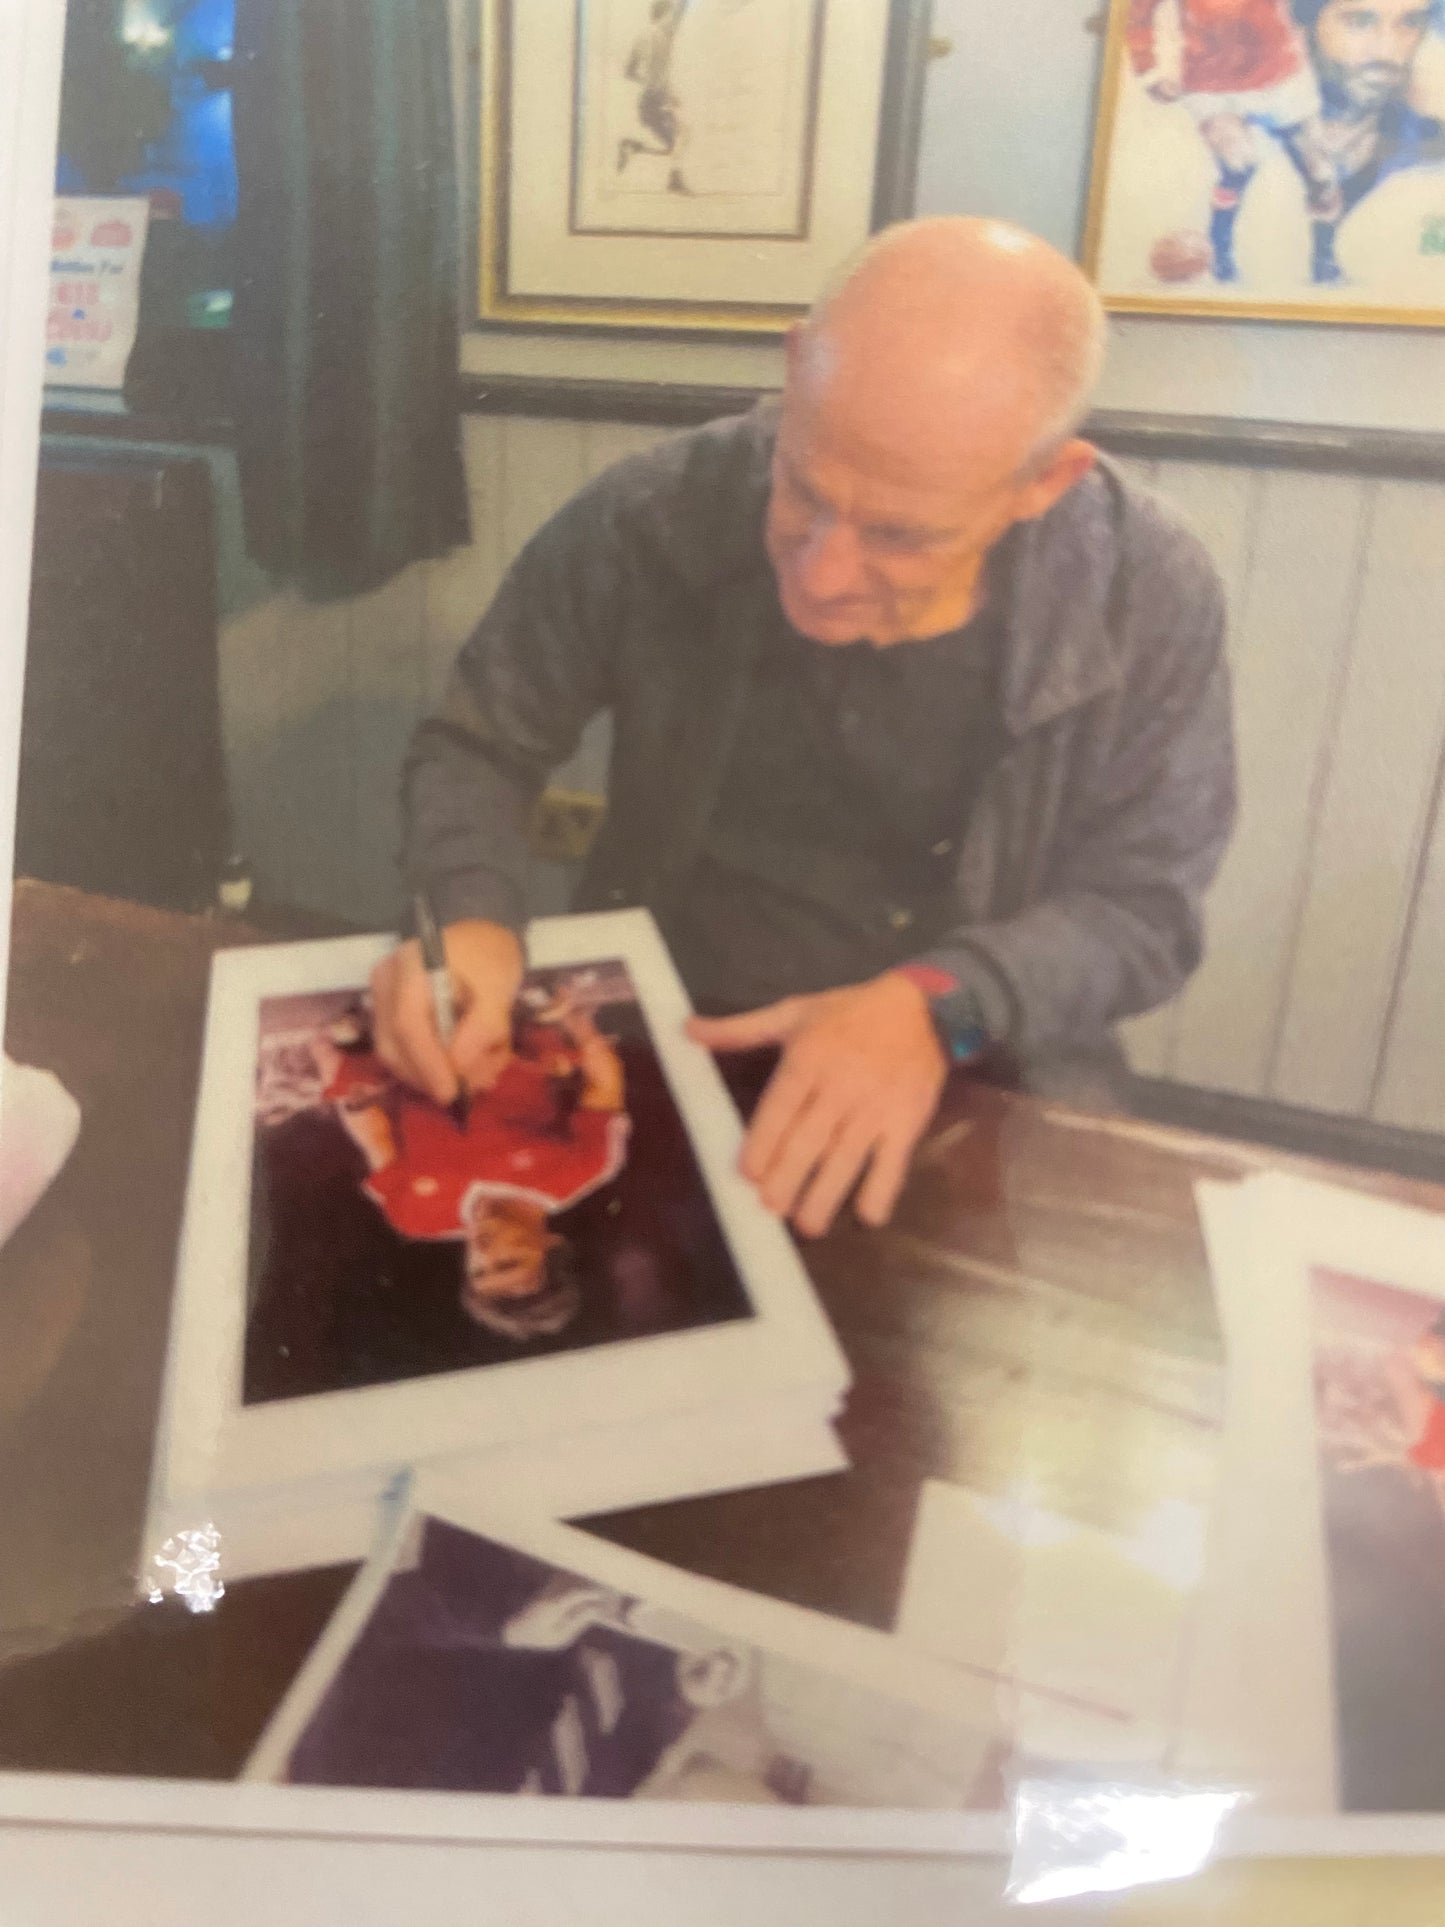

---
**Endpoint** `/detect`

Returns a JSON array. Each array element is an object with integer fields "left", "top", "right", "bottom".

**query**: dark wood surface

[{"left": 2, "top": 880, "right": 1438, "bottom": 1783}]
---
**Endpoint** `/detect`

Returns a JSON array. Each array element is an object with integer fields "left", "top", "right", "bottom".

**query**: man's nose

[{"left": 793, "top": 516, "right": 867, "bottom": 600}]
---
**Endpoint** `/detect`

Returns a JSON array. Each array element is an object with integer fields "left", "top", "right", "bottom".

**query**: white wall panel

[
  {"left": 1136, "top": 462, "right": 1260, "bottom": 1077},
  {"left": 1373, "top": 776, "right": 1445, "bottom": 1130},
  {"left": 1168, "top": 471, "right": 1367, "bottom": 1097},
  {"left": 498, "top": 415, "right": 589, "bottom": 561},
  {"left": 1112, "top": 457, "right": 1177, "bottom": 1081},
  {"left": 256, "top": 591, "right": 356, "bottom": 920},
  {"left": 1270, "top": 480, "right": 1445, "bottom": 1115},
  {"left": 348, "top": 563, "right": 428, "bottom": 926}
]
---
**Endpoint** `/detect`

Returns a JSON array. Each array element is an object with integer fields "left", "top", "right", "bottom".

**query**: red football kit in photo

[
  {"left": 1126, "top": 0, "right": 1308, "bottom": 93},
  {"left": 325, "top": 1047, "right": 629, "bottom": 1238}
]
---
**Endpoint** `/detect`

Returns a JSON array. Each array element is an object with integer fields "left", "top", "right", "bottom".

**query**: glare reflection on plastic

[
  {"left": 1006, "top": 1779, "right": 1245, "bottom": 1906},
  {"left": 145, "top": 1523, "right": 226, "bottom": 1613}
]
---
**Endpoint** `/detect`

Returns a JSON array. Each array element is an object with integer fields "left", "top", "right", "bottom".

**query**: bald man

[{"left": 376, "top": 218, "right": 1236, "bottom": 1239}]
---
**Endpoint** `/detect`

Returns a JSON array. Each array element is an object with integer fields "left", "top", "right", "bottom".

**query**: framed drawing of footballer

[
  {"left": 475, "top": 0, "right": 932, "bottom": 333},
  {"left": 1084, "top": 0, "right": 1445, "bottom": 325}
]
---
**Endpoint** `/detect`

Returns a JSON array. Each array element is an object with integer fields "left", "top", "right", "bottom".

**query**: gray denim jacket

[{"left": 402, "top": 405, "right": 1236, "bottom": 1057}]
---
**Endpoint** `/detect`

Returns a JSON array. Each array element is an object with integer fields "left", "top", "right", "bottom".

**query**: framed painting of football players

[{"left": 1084, "top": 0, "right": 1445, "bottom": 325}]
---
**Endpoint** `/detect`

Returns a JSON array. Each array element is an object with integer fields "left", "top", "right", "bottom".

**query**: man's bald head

[
  {"left": 765, "top": 218, "right": 1105, "bottom": 647},
  {"left": 801, "top": 217, "right": 1107, "bottom": 481}
]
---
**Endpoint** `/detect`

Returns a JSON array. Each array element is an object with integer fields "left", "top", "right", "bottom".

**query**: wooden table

[{"left": 0, "top": 879, "right": 1432, "bottom": 1793}]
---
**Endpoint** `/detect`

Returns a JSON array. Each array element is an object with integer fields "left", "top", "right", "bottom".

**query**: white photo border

[{"left": 1188, "top": 1173, "right": 1445, "bottom": 1851}]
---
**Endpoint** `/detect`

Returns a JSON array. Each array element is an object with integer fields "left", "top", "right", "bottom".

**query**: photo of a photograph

[
  {"left": 143, "top": 912, "right": 850, "bottom": 1558},
  {"left": 248, "top": 1508, "right": 1014, "bottom": 1807},
  {"left": 1086, "top": 0, "right": 1445, "bottom": 322},
  {"left": 570, "top": 0, "right": 825, "bottom": 239},
  {"left": 246, "top": 960, "right": 754, "bottom": 1404},
  {"left": 1309, "top": 1265, "right": 1445, "bottom": 1811}
]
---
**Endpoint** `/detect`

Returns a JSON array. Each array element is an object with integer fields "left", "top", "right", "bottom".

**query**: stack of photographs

[{"left": 143, "top": 911, "right": 851, "bottom": 1590}]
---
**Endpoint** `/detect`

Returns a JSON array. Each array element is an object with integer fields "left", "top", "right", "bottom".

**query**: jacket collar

[{"left": 993, "top": 455, "right": 1126, "bottom": 737}]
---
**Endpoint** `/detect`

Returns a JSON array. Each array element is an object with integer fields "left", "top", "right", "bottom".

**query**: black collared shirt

[{"left": 658, "top": 579, "right": 1005, "bottom": 1014}]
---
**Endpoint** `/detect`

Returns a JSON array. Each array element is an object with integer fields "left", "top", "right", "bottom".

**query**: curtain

[{"left": 231, "top": 0, "right": 470, "bottom": 598}]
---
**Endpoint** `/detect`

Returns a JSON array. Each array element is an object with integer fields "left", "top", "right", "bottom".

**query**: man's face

[
  {"left": 763, "top": 400, "right": 1033, "bottom": 648},
  {"left": 1313, "top": 0, "right": 1435, "bottom": 112},
  {"left": 464, "top": 1200, "right": 549, "bottom": 1307}
]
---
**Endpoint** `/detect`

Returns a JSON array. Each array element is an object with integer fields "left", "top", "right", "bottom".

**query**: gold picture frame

[
  {"left": 476, "top": 0, "right": 930, "bottom": 336},
  {"left": 1083, "top": 0, "right": 1445, "bottom": 329}
]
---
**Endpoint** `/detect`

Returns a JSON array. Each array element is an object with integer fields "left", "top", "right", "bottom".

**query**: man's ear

[{"left": 1014, "top": 438, "right": 1098, "bottom": 523}]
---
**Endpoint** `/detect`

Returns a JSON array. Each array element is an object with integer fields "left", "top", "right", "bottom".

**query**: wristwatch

[{"left": 893, "top": 963, "right": 991, "bottom": 1065}]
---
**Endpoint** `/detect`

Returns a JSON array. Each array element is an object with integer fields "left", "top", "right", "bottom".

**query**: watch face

[
  {"left": 927, "top": 983, "right": 989, "bottom": 1064},
  {"left": 945, "top": 1024, "right": 989, "bottom": 1064}
]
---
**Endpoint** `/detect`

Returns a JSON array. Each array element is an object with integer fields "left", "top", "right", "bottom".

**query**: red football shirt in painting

[
  {"left": 325, "top": 1048, "right": 629, "bottom": 1240},
  {"left": 1126, "top": 0, "right": 1307, "bottom": 94}
]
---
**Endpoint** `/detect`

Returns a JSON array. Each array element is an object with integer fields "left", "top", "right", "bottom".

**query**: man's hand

[
  {"left": 370, "top": 919, "right": 524, "bottom": 1104},
  {"left": 687, "top": 972, "right": 947, "bottom": 1238},
  {"left": 1147, "top": 74, "right": 1184, "bottom": 103}
]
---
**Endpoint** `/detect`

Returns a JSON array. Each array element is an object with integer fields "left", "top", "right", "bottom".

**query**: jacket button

[
  {"left": 931, "top": 839, "right": 953, "bottom": 858},
  {"left": 607, "top": 888, "right": 626, "bottom": 904},
  {"left": 888, "top": 907, "right": 914, "bottom": 932}
]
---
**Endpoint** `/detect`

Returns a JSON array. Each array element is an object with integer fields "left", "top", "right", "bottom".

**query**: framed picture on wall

[
  {"left": 476, "top": 0, "right": 931, "bottom": 334},
  {"left": 1084, "top": 0, "right": 1445, "bottom": 327}
]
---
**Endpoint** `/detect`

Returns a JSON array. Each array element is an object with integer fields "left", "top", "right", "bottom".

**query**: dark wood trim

[
  {"left": 1089, "top": 409, "right": 1445, "bottom": 478},
  {"left": 42, "top": 403, "right": 237, "bottom": 449},
  {"left": 1129, "top": 1076, "right": 1445, "bottom": 1186},
  {"left": 457, "top": 372, "right": 770, "bottom": 426},
  {"left": 458, "top": 371, "right": 1445, "bottom": 476},
  {"left": 44, "top": 369, "right": 1445, "bottom": 481}
]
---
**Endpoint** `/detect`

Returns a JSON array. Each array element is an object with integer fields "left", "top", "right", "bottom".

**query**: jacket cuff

[
  {"left": 898, "top": 941, "right": 1019, "bottom": 1054},
  {"left": 407, "top": 869, "right": 529, "bottom": 940}
]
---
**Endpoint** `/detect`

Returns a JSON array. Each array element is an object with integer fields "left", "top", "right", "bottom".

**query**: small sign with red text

[{"left": 47, "top": 196, "right": 151, "bottom": 390}]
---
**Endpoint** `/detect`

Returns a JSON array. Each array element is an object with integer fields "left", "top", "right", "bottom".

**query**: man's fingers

[
  {"left": 739, "top": 1055, "right": 820, "bottom": 1185},
  {"left": 687, "top": 1000, "right": 804, "bottom": 1054},
  {"left": 792, "top": 1116, "right": 880, "bottom": 1240},
  {"left": 754, "top": 1091, "right": 846, "bottom": 1222},
  {"left": 854, "top": 1113, "right": 925, "bottom": 1228},
  {"left": 372, "top": 951, "right": 458, "bottom": 1103},
  {"left": 450, "top": 1000, "right": 514, "bottom": 1092}
]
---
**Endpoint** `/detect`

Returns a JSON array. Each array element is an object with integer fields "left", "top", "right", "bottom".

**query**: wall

[{"left": 455, "top": 0, "right": 1445, "bottom": 428}]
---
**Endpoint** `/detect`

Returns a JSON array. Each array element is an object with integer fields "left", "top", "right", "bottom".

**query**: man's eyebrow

[{"left": 860, "top": 514, "right": 953, "bottom": 543}]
